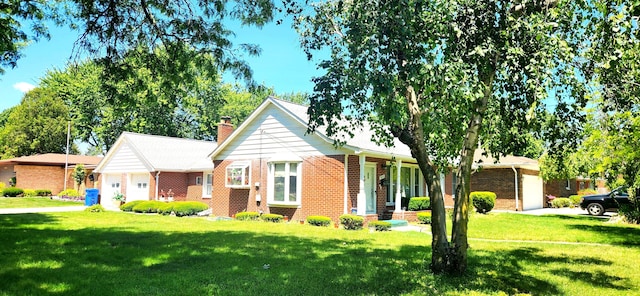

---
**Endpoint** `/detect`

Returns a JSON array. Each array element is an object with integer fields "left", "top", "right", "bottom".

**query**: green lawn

[
  {"left": 0, "top": 197, "right": 83, "bottom": 208},
  {"left": 0, "top": 211, "right": 639, "bottom": 295}
]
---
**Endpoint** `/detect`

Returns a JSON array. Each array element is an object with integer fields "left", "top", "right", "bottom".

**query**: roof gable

[
  {"left": 209, "top": 97, "right": 414, "bottom": 160},
  {"left": 95, "top": 132, "right": 216, "bottom": 173}
]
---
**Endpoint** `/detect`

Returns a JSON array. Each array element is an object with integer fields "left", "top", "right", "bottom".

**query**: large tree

[
  {"left": 297, "top": 0, "right": 591, "bottom": 274},
  {"left": 0, "top": 88, "right": 78, "bottom": 158},
  {"left": 1, "top": 0, "right": 287, "bottom": 87},
  {"left": 40, "top": 46, "right": 226, "bottom": 153}
]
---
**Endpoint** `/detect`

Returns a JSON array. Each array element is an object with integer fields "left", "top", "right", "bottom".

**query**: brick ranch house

[
  {"left": 92, "top": 132, "right": 217, "bottom": 210},
  {"left": 208, "top": 97, "right": 547, "bottom": 222},
  {"left": 442, "top": 150, "right": 544, "bottom": 212},
  {"left": 0, "top": 153, "right": 102, "bottom": 195}
]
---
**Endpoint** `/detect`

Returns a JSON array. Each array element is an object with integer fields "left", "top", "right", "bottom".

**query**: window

[
  {"left": 137, "top": 183, "right": 147, "bottom": 189},
  {"left": 388, "top": 165, "right": 425, "bottom": 205},
  {"left": 203, "top": 173, "right": 213, "bottom": 197},
  {"left": 268, "top": 162, "right": 301, "bottom": 206},
  {"left": 225, "top": 162, "right": 250, "bottom": 188},
  {"left": 565, "top": 179, "right": 571, "bottom": 190},
  {"left": 195, "top": 176, "right": 202, "bottom": 185}
]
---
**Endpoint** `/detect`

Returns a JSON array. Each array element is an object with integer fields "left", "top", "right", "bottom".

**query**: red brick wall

[
  {"left": 443, "top": 168, "right": 527, "bottom": 211},
  {"left": 15, "top": 164, "right": 66, "bottom": 194},
  {"left": 157, "top": 172, "right": 189, "bottom": 201},
  {"left": 212, "top": 156, "right": 348, "bottom": 222}
]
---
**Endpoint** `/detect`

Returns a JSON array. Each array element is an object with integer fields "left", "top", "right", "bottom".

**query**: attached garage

[
  {"left": 93, "top": 132, "right": 216, "bottom": 210},
  {"left": 468, "top": 150, "right": 544, "bottom": 211}
]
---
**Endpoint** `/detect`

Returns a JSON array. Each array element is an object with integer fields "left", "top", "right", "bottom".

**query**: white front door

[
  {"left": 365, "top": 164, "right": 376, "bottom": 214},
  {"left": 127, "top": 173, "right": 150, "bottom": 202}
]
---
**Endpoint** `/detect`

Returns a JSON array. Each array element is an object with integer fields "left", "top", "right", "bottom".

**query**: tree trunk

[
  {"left": 397, "top": 85, "right": 451, "bottom": 273},
  {"left": 450, "top": 68, "right": 495, "bottom": 275}
]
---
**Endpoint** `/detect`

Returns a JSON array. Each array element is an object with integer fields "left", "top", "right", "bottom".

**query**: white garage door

[
  {"left": 522, "top": 174, "right": 544, "bottom": 210},
  {"left": 126, "top": 173, "right": 150, "bottom": 202},
  {"left": 100, "top": 173, "right": 122, "bottom": 209}
]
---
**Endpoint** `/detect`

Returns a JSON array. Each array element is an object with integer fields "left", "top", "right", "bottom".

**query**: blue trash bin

[{"left": 85, "top": 188, "right": 99, "bottom": 206}]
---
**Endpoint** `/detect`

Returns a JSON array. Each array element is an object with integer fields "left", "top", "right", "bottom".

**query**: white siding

[
  {"left": 216, "top": 105, "right": 344, "bottom": 160},
  {"left": 100, "top": 142, "right": 149, "bottom": 173},
  {"left": 522, "top": 174, "right": 544, "bottom": 210}
]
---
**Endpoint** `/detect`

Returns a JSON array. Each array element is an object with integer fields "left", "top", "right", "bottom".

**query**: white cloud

[{"left": 13, "top": 82, "right": 36, "bottom": 93}]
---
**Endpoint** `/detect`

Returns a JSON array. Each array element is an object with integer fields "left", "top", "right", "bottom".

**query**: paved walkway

[{"left": 0, "top": 206, "right": 86, "bottom": 214}]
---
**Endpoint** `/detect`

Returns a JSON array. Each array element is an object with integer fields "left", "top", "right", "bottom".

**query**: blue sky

[{"left": 0, "top": 18, "right": 321, "bottom": 112}]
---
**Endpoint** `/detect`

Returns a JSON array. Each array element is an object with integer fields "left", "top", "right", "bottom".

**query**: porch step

[{"left": 380, "top": 219, "right": 409, "bottom": 228}]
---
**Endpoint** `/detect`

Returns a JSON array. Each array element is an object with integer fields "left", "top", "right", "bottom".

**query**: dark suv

[{"left": 580, "top": 187, "right": 631, "bottom": 216}]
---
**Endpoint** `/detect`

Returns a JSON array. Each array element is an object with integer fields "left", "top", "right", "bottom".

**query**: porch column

[
  {"left": 357, "top": 154, "right": 366, "bottom": 216},
  {"left": 394, "top": 159, "right": 402, "bottom": 212}
]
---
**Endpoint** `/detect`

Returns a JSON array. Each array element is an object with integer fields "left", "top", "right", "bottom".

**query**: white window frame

[
  {"left": 225, "top": 162, "right": 251, "bottom": 188},
  {"left": 195, "top": 176, "right": 202, "bottom": 185},
  {"left": 565, "top": 179, "right": 571, "bottom": 190},
  {"left": 388, "top": 164, "right": 425, "bottom": 205},
  {"left": 202, "top": 172, "right": 213, "bottom": 198},
  {"left": 267, "top": 161, "right": 302, "bottom": 207}
]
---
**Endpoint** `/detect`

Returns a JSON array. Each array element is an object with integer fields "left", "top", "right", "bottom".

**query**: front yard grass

[
  {"left": 0, "top": 197, "right": 83, "bottom": 208},
  {"left": 0, "top": 211, "right": 639, "bottom": 295}
]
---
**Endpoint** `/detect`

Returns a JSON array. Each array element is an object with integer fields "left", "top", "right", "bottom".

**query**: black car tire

[{"left": 586, "top": 203, "right": 604, "bottom": 216}]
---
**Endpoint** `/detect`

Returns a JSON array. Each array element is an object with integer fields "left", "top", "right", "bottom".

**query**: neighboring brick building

[
  {"left": 93, "top": 132, "right": 217, "bottom": 210},
  {"left": 0, "top": 154, "right": 102, "bottom": 195}
]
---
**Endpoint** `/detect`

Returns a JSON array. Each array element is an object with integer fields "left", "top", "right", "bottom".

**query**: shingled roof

[{"left": 0, "top": 154, "right": 103, "bottom": 167}]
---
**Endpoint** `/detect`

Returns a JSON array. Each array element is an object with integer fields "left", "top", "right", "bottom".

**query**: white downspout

[
  {"left": 344, "top": 154, "right": 349, "bottom": 214},
  {"left": 511, "top": 166, "right": 519, "bottom": 211},
  {"left": 155, "top": 171, "right": 161, "bottom": 200}
]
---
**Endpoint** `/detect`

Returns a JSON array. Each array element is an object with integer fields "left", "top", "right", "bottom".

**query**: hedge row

[
  {"left": 2, "top": 187, "right": 24, "bottom": 197},
  {"left": 120, "top": 200, "right": 208, "bottom": 217}
]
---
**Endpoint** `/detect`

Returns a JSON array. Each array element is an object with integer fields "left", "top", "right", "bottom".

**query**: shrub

[
  {"left": 132, "top": 201, "right": 166, "bottom": 213},
  {"left": 471, "top": 191, "right": 496, "bottom": 214},
  {"left": 261, "top": 213, "right": 284, "bottom": 223},
  {"left": 578, "top": 188, "right": 598, "bottom": 196},
  {"left": 120, "top": 200, "right": 146, "bottom": 212},
  {"left": 0, "top": 182, "right": 5, "bottom": 191},
  {"left": 569, "top": 195, "right": 582, "bottom": 207},
  {"left": 368, "top": 221, "right": 391, "bottom": 231},
  {"left": 23, "top": 189, "right": 37, "bottom": 197},
  {"left": 172, "top": 201, "right": 208, "bottom": 217},
  {"left": 619, "top": 201, "right": 640, "bottom": 224},
  {"left": 85, "top": 204, "right": 105, "bottom": 213},
  {"left": 339, "top": 214, "right": 364, "bottom": 230},
  {"left": 58, "top": 189, "right": 80, "bottom": 198},
  {"left": 417, "top": 211, "right": 432, "bottom": 224},
  {"left": 235, "top": 211, "right": 260, "bottom": 221},
  {"left": 408, "top": 196, "right": 430, "bottom": 211},
  {"left": 3, "top": 187, "right": 24, "bottom": 197},
  {"left": 35, "top": 189, "right": 51, "bottom": 197},
  {"left": 306, "top": 215, "right": 332, "bottom": 227},
  {"left": 551, "top": 197, "right": 572, "bottom": 208}
]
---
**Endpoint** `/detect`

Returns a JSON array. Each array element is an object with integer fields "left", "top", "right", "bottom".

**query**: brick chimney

[{"left": 217, "top": 116, "right": 234, "bottom": 144}]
